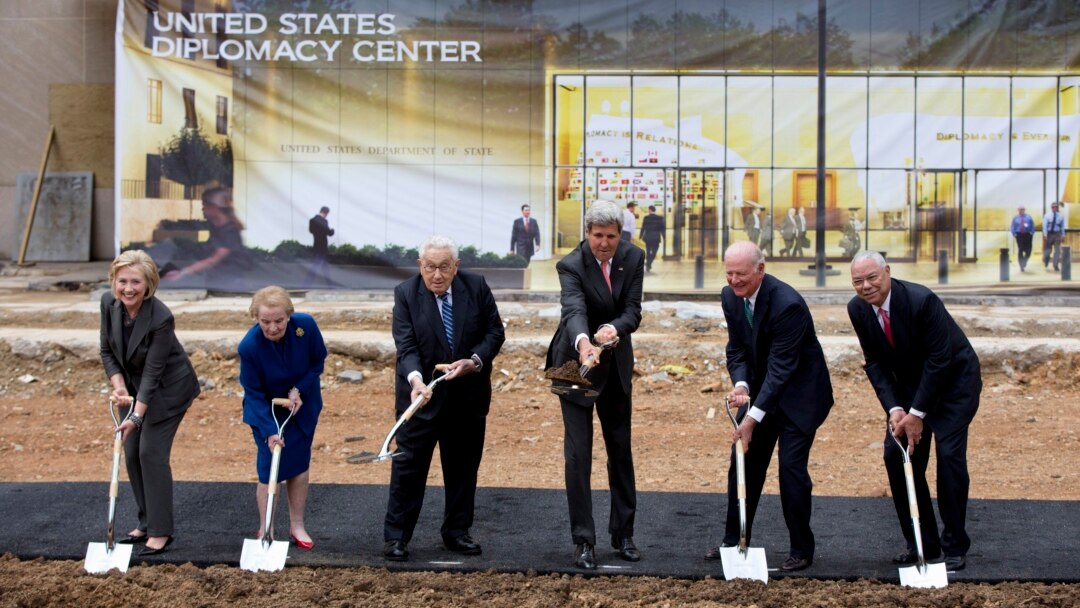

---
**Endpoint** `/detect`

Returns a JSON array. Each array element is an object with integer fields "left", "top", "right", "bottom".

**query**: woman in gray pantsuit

[{"left": 99, "top": 250, "right": 200, "bottom": 555}]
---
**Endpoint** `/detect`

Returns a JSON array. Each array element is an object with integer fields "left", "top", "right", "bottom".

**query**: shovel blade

[
  {"left": 719, "top": 546, "right": 769, "bottom": 583},
  {"left": 84, "top": 542, "right": 132, "bottom": 574},
  {"left": 898, "top": 562, "right": 949, "bottom": 588},
  {"left": 347, "top": 450, "right": 401, "bottom": 464},
  {"left": 240, "top": 538, "right": 290, "bottom": 572}
]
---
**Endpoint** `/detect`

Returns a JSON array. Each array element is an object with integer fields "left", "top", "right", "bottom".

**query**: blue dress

[{"left": 239, "top": 313, "right": 327, "bottom": 484}]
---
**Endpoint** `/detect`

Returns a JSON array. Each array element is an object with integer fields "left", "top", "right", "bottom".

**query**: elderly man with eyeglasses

[{"left": 381, "top": 235, "right": 505, "bottom": 562}]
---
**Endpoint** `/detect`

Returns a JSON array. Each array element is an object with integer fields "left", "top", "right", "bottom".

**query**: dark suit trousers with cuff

[
  {"left": 560, "top": 369, "right": 637, "bottom": 546},
  {"left": 383, "top": 405, "right": 487, "bottom": 543},
  {"left": 124, "top": 407, "right": 187, "bottom": 537},
  {"left": 724, "top": 406, "right": 817, "bottom": 560}
]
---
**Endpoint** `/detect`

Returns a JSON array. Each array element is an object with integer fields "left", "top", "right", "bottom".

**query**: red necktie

[
  {"left": 878, "top": 308, "right": 893, "bottom": 347},
  {"left": 523, "top": 218, "right": 529, "bottom": 233},
  {"left": 601, "top": 260, "right": 612, "bottom": 292}
]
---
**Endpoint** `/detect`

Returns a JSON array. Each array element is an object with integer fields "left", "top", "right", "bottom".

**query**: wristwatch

[{"left": 126, "top": 411, "right": 144, "bottom": 430}]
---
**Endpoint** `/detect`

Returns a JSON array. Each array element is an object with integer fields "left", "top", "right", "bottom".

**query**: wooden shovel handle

[{"left": 271, "top": 398, "right": 291, "bottom": 406}]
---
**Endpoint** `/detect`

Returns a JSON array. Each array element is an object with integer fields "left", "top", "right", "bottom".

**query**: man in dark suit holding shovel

[
  {"left": 382, "top": 235, "right": 505, "bottom": 562},
  {"left": 546, "top": 200, "right": 645, "bottom": 570},
  {"left": 847, "top": 251, "right": 979, "bottom": 571},
  {"left": 708, "top": 240, "right": 833, "bottom": 572}
]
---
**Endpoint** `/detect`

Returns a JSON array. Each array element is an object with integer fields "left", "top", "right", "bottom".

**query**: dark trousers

[
  {"left": 1015, "top": 233, "right": 1032, "bottom": 270},
  {"left": 884, "top": 418, "right": 971, "bottom": 559},
  {"left": 1044, "top": 233, "right": 1063, "bottom": 270},
  {"left": 384, "top": 406, "right": 487, "bottom": 542},
  {"left": 560, "top": 372, "right": 637, "bottom": 546},
  {"left": 123, "top": 407, "right": 187, "bottom": 537},
  {"left": 643, "top": 238, "right": 660, "bottom": 270},
  {"left": 514, "top": 244, "right": 533, "bottom": 264},
  {"left": 724, "top": 407, "right": 817, "bottom": 560}
]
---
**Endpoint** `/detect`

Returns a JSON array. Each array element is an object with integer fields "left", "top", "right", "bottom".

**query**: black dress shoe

[
  {"left": 443, "top": 534, "right": 482, "bottom": 555},
  {"left": 574, "top": 543, "right": 597, "bottom": 570},
  {"left": 945, "top": 555, "right": 966, "bottom": 570},
  {"left": 383, "top": 540, "right": 409, "bottom": 562},
  {"left": 611, "top": 536, "right": 640, "bottom": 562},
  {"left": 779, "top": 555, "right": 812, "bottom": 572},
  {"left": 892, "top": 550, "right": 918, "bottom": 565},
  {"left": 138, "top": 536, "right": 173, "bottom": 556},
  {"left": 704, "top": 543, "right": 736, "bottom": 560},
  {"left": 117, "top": 533, "right": 147, "bottom": 545}
]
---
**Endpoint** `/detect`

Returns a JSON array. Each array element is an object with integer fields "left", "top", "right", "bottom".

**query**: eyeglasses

[
  {"left": 421, "top": 263, "right": 454, "bottom": 274},
  {"left": 851, "top": 273, "right": 880, "bottom": 288}
]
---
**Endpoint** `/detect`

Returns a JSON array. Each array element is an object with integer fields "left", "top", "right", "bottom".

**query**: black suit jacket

[
  {"left": 546, "top": 240, "right": 644, "bottom": 404},
  {"left": 721, "top": 274, "right": 833, "bottom": 433},
  {"left": 639, "top": 214, "right": 665, "bottom": 243},
  {"left": 510, "top": 217, "right": 541, "bottom": 257},
  {"left": 847, "top": 278, "right": 980, "bottom": 433},
  {"left": 392, "top": 270, "right": 505, "bottom": 421},
  {"left": 99, "top": 293, "right": 200, "bottom": 422},
  {"left": 309, "top": 214, "right": 335, "bottom": 256}
]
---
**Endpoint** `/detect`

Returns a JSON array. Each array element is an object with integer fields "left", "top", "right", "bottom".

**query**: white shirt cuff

[
  {"left": 470, "top": 354, "right": 483, "bottom": 372},
  {"left": 573, "top": 333, "right": 590, "bottom": 352},
  {"left": 735, "top": 381, "right": 749, "bottom": 391},
  {"left": 407, "top": 371, "right": 423, "bottom": 385},
  {"left": 748, "top": 406, "right": 766, "bottom": 423},
  {"left": 908, "top": 408, "right": 927, "bottom": 419}
]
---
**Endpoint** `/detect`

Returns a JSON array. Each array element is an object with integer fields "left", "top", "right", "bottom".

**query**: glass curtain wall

[{"left": 554, "top": 74, "right": 1075, "bottom": 262}]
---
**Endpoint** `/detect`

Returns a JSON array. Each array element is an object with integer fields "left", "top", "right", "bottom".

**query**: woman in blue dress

[{"left": 239, "top": 285, "right": 327, "bottom": 549}]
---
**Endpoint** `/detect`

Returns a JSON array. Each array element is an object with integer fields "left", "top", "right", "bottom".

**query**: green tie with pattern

[{"left": 744, "top": 298, "right": 753, "bottom": 326}]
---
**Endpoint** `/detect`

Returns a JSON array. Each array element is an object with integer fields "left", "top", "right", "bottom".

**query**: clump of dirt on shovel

[{"left": 545, "top": 360, "right": 592, "bottom": 386}]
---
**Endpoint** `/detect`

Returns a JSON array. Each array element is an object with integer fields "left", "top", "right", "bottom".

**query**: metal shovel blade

[
  {"left": 719, "top": 546, "right": 769, "bottom": 583},
  {"left": 347, "top": 449, "right": 402, "bottom": 464},
  {"left": 84, "top": 542, "right": 132, "bottom": 574},
  {"left": 240, "top": 538, "right": 290, "bottom": 572},
  {"left": 898, "top": 561, "right": 948, "bottom": 588}
]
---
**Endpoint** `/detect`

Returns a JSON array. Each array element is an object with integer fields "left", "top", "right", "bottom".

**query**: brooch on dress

[{"left": 295, "top": 327, "right": 305, "bottom": 337}]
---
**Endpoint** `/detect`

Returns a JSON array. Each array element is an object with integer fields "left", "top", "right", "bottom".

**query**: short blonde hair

[
  {"left": 109, "top": 250, "right": 160, "bottom": 298},
  {"left": 249, "top": 285, "right": 294, "bottom": 318}
]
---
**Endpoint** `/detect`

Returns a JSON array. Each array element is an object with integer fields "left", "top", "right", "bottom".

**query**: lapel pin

[{"left": 295, "top": 327, "right": 304, "bottom": 337}]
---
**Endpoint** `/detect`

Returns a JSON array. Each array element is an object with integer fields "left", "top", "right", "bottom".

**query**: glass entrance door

[
  {"left": 677, "top": 170, "right": 723, "bottom": 259},
  {"left": 912, "top": 170, "right": 966, "bottom": 262}
]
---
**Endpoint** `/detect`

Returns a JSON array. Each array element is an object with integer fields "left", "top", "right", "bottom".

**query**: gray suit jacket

[{"left": 99, "top": 293, "right": 200, "bottom": 422}]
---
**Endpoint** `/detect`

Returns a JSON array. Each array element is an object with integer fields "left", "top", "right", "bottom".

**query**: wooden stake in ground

[{"left": 17, "top": 125, "right": 56, "bottom": 267}]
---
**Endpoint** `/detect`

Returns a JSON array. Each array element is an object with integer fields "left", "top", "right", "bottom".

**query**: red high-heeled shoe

[{"left": 290, "top": 533, "right": 314, "bottom": 550}]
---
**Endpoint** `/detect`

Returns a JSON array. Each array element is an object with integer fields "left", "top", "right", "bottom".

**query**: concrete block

[{"left": 15, "top": 171, "right": 93, "bottom": 262}]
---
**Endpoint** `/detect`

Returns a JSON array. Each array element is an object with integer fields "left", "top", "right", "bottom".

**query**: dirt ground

[{"left": 1, "top": 301, "right": 1079, "bottom": 606}]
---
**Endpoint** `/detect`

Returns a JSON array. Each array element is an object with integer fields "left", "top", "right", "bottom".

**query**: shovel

[
  {"left": 84, "top": 396, "right": 134, "bottom": 574},
  {"left": 348, "top": 367, "right": 451, "bottom": 464},
  {"left": 888, "top": 419, "right": 948, "bottom": 588},
  {"left": 240, "top": 397, "right": 295, "bottom": 572},
  {"left": 718, "top": 401, "right": 769, "bottom": 583}
]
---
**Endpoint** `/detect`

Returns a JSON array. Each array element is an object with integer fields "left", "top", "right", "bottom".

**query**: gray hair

[
  {"left": 852, "top": 250, "right": 886, "bottom": 268},
  {"left": 419, "top": 235, "right": 459, "bottom": 260},
  {"left": 584, "top": 200, "right": 623, "bottom": 232}
]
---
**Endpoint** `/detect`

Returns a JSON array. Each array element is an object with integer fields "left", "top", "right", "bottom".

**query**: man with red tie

[
  {"left": 510, "top": 204, "right": 541, "bottom": 263},
  {"left": 546, "top": 199, "right": 645, "bottom": 570},
  {"left": 848, "top": 251, "right": 980, "bottom": 572}
]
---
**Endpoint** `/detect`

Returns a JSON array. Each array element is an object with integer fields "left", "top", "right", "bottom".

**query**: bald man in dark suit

[{"left": 707, "top": 241, "right": 833, "bottom": 572}]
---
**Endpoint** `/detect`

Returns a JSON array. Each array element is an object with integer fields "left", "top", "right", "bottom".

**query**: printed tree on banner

[{"left": 159, "top": 125, "right": 232, "bottom": 200}]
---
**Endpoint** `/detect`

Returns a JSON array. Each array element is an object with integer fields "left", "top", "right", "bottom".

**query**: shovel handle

[
  {"left": 271, "top": 398, "right": 290, "bottom": 406},
  {"left": 902, "top": 461, "right": 919, "bottom": 518},
  {"left": 109, "top": 433, "right": 122, "bottom": 498}
]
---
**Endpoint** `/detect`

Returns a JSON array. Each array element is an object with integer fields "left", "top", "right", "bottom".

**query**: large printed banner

[
  {"left": 116, "top": 1, "right": 1080, "bottom": 292},
  {"left": 116, "top": 0, "right": 536, "bottom": 292}
]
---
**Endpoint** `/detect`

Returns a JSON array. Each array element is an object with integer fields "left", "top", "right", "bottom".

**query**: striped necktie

[
  {"left": 743, "top": 298, "right": 753, "bottom": 326},
  {"left": 439, "top": 293, "right": 454, "bottom": 352}
]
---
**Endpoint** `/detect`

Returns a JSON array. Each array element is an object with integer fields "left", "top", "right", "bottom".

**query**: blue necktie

[{"left": 439, "top": 293, "right": 454, "bottom": 352}]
